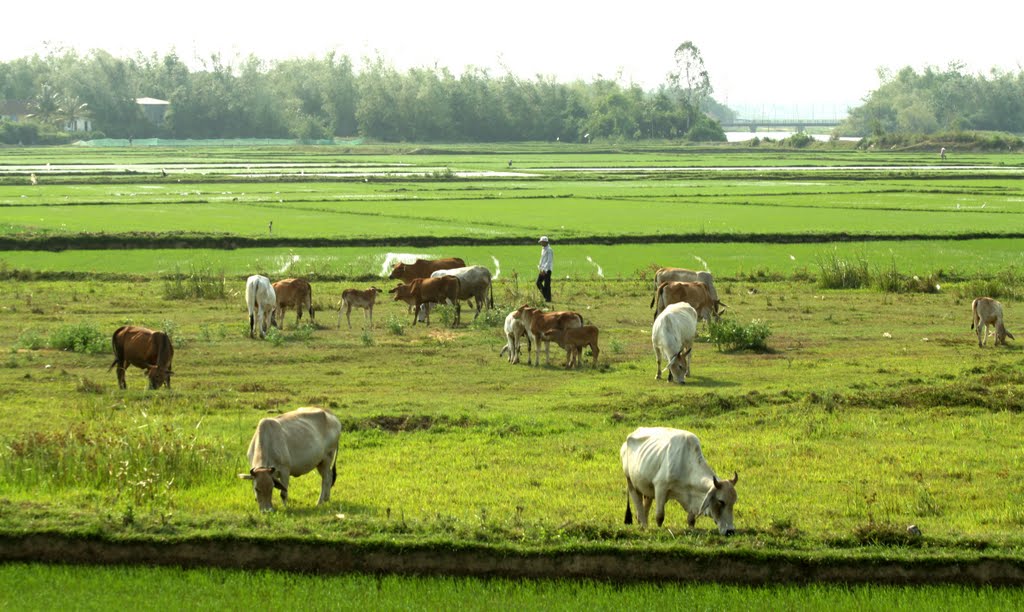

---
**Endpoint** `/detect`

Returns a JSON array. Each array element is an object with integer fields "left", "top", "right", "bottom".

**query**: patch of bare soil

[{"left": 2, "top": 534, "right": 1024, "bottom": 584}]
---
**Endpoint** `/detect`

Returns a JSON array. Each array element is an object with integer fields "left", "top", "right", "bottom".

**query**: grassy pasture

[
  {"left": 3, "top": 145, "right": 1024, "bottom": 588},
  {"left": 2, "top": 563, "right": 1022, "bottom": 610},
  {"left": 2, "top": 277, "right": 1023, "bottom": 554}
]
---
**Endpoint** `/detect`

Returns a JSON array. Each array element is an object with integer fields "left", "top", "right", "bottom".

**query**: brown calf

[
  {"left": 544, "top": 325, "right": 600, "bottom": 368},
  {"left": 390, "top": 276, "right": 462, "bottom": 327},
  {"left": 388, "top": 257, "right": 466, "bottom": 283},
  {"left": 511, "top": 305, "right": 584, "bottom": 366},
  {"left": 338, "top": 287, "right": 382, "bottom": 329},
  {"left": 272, "top": 278, "right": 314, "bottom": 329},
  {"left": 109, "top": 325, "right": 174, "bottom": 390}
]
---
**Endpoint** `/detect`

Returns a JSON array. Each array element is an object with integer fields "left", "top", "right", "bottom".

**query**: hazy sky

[{"left": 3, "top": 1, "right": 1021, "bottom": 117}]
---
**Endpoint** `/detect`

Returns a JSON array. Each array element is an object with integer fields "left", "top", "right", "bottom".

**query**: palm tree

[
  {"left": 26, "top": 83, "right": 61, "bottom": 127},
  {"left": 58, "top": 94, "right": 90, "bottom": 132}
]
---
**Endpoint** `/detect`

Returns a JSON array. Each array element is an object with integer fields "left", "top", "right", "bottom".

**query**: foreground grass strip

[{"left": 2, "top": 563, "right": 1022, "bottom": 610}]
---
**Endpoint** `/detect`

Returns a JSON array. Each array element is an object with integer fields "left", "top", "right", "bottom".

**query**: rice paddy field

[{"left": 1, "top": 143, "right": 1024, "bottom": 600}]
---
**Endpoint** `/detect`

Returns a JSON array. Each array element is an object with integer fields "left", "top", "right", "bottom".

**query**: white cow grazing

[
  {"left": 652, "top": 302, "right": 698, "bottom": 384},
  {"left": 654, "top": 267, "right": 722, "bottom": 310},
  {"left": 621, "top": 427, "right": 738, "bottom": 535},
  {"left": 972, "top": 297, "right": 1015, "bottom": 347},
  {"left": 246, "top": 275, "right": 277, "bottom": 339},
  {"left": 237, "top": 407, "right": 342, "bottom": 512},
  {"left": 498, "top": 310, "right": 530, "bottom": 364},
  {"left": 425, "top": 265, "right": 494, "bottom": 320}
]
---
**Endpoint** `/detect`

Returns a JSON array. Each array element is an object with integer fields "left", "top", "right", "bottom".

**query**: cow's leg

[
  {"left": 627, "top": 482, "right": 647, "bottom": 527},
  {"left": 346, "top": 304, "right": 353, "bottom": 329},
  {"left": 316, "top": 458, "right": 335, "bottom": 505},
  {"left": 249, "top": 312, "right": 256, "bottom": 338},
  {"left": 655, "top": 349, "right": 663, "bottom": 380},
  {"left": 295, "top": 304, "right": 302, "bottom": 327},
  {"left": 116, "top": 364, "right": 127, "bottom": 389},
  {"left": 654, "top": 485, "right": 669, "bottom": 527},
  {"left": 642, "top": 495, "right": 654, "bottom": 526},
  {"left": 687, "top": 510, "right": 697, "bottom": 528}
]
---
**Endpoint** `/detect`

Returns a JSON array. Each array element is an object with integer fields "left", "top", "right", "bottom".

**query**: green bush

[
  {"left": 816, "top": 251, "right": 871, "bottom": 289},
  {"left": 386, "top": 316, "right": 405, "bottom": 336},
  {"left": 953, "top": 268, "right": 1022, "bottom": 302},
  {"left": 48, "top": 323, "right": 108, "bottom": 354},
  {"left": 708, "top": 318, "right": 772, "bottom": 352}
]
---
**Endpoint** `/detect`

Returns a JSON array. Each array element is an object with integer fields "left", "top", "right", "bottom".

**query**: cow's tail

[
  {"left": 624, "top": 495, "right": 633, "bottom": 525},
  {"left": 331, "top": 455, "right": 338, "bottom": 489},
  {"left": 971, "top": 300, "right": 978, "bottom": 330},
  {"left": 307, "top": 283, "right": 315, "bottom": 321},
  {"left": 488, "top": 279, "right": 494, "bottom": 309},
  {"left": 108, "top": 328, "right": 124, "bottom": 371}
]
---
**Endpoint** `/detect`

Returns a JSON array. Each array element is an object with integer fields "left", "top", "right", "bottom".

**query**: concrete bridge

[{"left": 720, "top": 118, "right": 843, "bottom": 132}]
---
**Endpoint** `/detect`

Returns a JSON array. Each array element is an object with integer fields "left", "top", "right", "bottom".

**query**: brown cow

[
  {"left": 338, "top": 287, "right": 382, "bottom": 329},
  {"left": 511, "top": 305, "right": 584, "bottom": 366},
  {"left": 390, "top": 277, "right": 462, "bottom": 327},
  {"left": 650, "top": 281, "right": 723, "bottom": 323},
  {"left": 272, "top": 278, "right": 314, "bottom": 329},
  {"left": 108, "top": 325, "right": 174, "bottom": 390},
  {"left": 388, "top": 257, "right": 466, "bottom": 283},
  {"left": 544, "top": 325, "right": 600, "bottom": 368}
]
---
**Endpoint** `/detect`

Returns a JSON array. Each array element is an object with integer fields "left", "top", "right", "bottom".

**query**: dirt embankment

[
  {"left": 2, "top": 534, "right": 1024, "bottom": 585},
  {"left": 4, "top": 231, "right": 1024, "bottom": 252}
]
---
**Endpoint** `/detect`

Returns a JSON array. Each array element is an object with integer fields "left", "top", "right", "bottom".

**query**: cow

[
  {"left": 543, "top": 325, "right": 600, "bottom": 368},
  {"left": 246, "top": 275, "right": 277, "bottom": 339},
  {"left": 389, "top": 276, "right": 462, "bottom": 327},
  {"left": 388, "top": 257, "right": 466, "bottom": 283},
  {"left": 651, "top": 281, "right": 723, "bottom": 323},
  {"left": 108, "top": 325, "right": 174, "bottom": 390},
  {"left": 621, "top": 427, "right": 738, "bottom": 535},
  {"left": 237, "top": 407, "right": 342, "bottom": 513},
  {"left": 499, "top": 310, "right": 530, "bottom": 364},
  {"left": 511, "top": 304, "right": 584, "bottom": 366},
  {"left": 653, "top": 267, "right": 724, "bottom": 314},
  {"left": 338, "top": 287, "right": 382, "bottom": 329},
  {"left": 272, "top": 278, "right": 314, "bottom": 329},
  {"left": 652, "top": 302, "right": 698, "bottom": 384},
  {"left": 424, "top": 265, "right": 494, "bottom": 320},
  {"left": 972, "top": 297, "right": 1015, "bottom": 347}
]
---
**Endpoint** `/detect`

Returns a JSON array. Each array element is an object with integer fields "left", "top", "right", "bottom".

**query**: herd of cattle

[{"left": 104, "top": 256, "right": 1015, "bottom": 533}]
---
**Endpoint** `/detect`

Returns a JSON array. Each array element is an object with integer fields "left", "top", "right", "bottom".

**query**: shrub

[
  {"left": 48, "top": 323, "right": 108, "bottom": 354},
  {"left": 708, "top": 318, "right": 772, "bottom": 352},
  {"left": 954, "top": 268, "right": 1022, "bottom": 302},
  {"left": 162, "top": 266, "right": 227, "bottom": 300},
  {"left": 816, "top": 251, "right": 870, "bottom": 289},
  {"left": 386, "top": 316, "right": 405, "bottom": 336},
  {"left": 360, "top": 330, "right": 375, "bottom": 347},
  {"left": 14, "top": 328, "right": 47, "bottom": 350}
]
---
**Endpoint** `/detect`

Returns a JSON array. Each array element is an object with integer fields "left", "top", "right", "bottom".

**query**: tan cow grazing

[
  {"left": 544, "top": 325, "right": 600, "bottom": 368},
  {"left": 511, "top": 304, "right": 584, "bottom": 366},
  {"left": 109, "top": 325, "right": 174, "bottom": 390},
  {"left": 237, "top": 407, "right": 342, "bottom": 512},
  {"left": 388, "top": 257, "right": 466, "bottom": 283},
  {"left": 654, "top": 267, "right": 724, "bottom": 313},
  {"left": 272, "top": 278, "right": 314, "bottom": 329},
  {"left": 390, "top": 276, "right": 462, "bottom": 327},
  {"left": 972, "top": 297, "right": 1015, "bottom": 347},
  {"left": 651, "top": 281, "right": 723, "bottom": 323},
  {"left": 338, "top": 287, "right": 382, "bottom": 329}
]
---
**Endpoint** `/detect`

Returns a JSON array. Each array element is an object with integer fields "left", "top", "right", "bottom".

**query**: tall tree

[{"left": 668, "top": 41, "right": 713, "bottom": 133}]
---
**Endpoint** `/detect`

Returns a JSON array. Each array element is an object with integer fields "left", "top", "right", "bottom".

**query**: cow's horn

[
  {"left": 713, "top": 475, "right": 721, "bottom": 489},
  {"left": 731, "top": 472, "right": 739, "bottom": 485}
]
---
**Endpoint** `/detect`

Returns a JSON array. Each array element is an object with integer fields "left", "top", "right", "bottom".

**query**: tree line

[
  {"left": 842, "top": 63, "right": 1024, "bottom": 136},
  {"left": 0, "top": 48, "right": 730, "bottom": 143}
]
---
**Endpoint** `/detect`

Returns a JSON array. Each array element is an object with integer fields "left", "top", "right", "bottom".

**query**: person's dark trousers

[{"left": 536, "top": 270, "right": 552, "bottom": 302}]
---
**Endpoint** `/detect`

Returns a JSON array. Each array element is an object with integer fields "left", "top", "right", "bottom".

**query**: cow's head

[
  {"left": 511, "top": 304, "right": 532, "bottom": 322},
  {"left": 668, "top": 347, "right": 691, "bottom": 384},
  {"left": 699, "top": 472, "right": 739, "bottom": 536},
  {"left": 146, "top": 365, "right": 172, "bottom": 389},
  {"left": 237, "top": 466, "right": 286, "bottom": 512},
  {"left": 712, "top": 300, "right": 727, "bottom": 323},
  {"left": 388, "top": 263, "right": 406, "bottom": 280}
]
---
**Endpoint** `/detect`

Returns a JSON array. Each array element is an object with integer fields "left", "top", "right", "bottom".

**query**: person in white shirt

[{"left": 536, "top": 235, "right": 553, "bottom": 302}]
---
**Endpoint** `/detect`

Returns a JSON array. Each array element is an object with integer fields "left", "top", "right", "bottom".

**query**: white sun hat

[{"left": 538, "top": 236, "right": 549, "bottom": 243}]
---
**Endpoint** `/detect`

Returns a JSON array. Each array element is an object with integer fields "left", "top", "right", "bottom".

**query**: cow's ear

[
  {"left": 699, "top": 488, "right": 716, "bottom": 515},
  {"left": 238, "top": 473, "right": 254, "bottom": 480}
]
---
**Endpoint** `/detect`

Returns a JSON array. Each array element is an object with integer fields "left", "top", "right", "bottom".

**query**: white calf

[{"left": 246, "top": 275, "right": 277, "bottom": 339}]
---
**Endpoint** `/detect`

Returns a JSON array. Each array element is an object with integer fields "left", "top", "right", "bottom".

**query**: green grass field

[{"left": 2, "top": 144, "right": 1023, "bottom": 591}]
